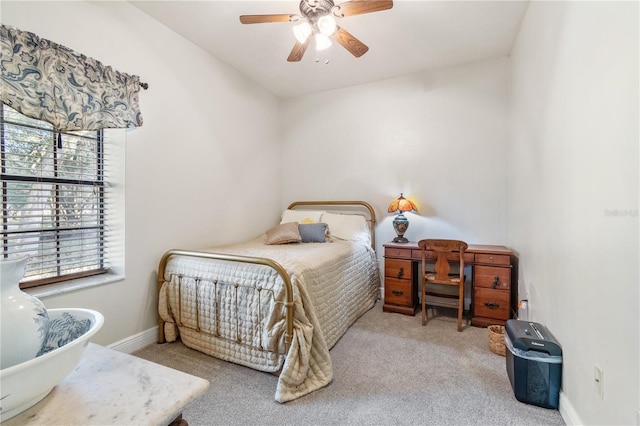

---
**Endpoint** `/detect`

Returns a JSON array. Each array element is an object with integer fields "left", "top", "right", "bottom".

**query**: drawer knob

[
  {"left": 397, "top": 267, "right": 404, "bottom": 279},
  {"left": 391, "top": 290, "right": 404, "bottom": 296},
  {"left": 484, "top": 301, "right": 500, "bottom": 309},
  {"left": 492, "top": 276, "right": 500, "bottom": 288}
]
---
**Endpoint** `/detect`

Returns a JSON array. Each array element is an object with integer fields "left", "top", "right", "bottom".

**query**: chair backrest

[{"left": 418, "top": 239, "right": 469, "bottom": 282}]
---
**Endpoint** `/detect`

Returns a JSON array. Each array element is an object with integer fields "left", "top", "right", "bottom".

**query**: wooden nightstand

[{"left": 382, "top": 244, "right": 418, "bottom": 315}]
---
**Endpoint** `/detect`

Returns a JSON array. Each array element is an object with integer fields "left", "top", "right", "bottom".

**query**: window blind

[{"left": 1, "top": 105, "right": 110, "bottom": 288}]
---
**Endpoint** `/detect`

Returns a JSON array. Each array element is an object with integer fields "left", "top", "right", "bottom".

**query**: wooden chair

[{"left": 418, "top": 239, "right": 469, "bottom": 332}]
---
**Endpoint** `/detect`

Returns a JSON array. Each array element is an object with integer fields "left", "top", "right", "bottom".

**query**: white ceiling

[{"left": 129, "top": 0, "right": 529, "bottom": 98}]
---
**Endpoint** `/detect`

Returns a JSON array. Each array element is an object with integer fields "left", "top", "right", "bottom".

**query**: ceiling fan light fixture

[
  {"left": 314, "top": 33, "right": 332, "bottom": 51},
  {"left": 317, "top": 15, "right": 337, "bottom": 36},
  {"left": 293, "top": 21, "right": 312, "bottom": 43},
  {"left": 240, "top": 0, "right": 394, "bottom": 62}
]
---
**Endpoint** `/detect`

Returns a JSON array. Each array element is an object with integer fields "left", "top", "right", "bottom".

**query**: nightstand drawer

[
  {"left": 474, "top": 288, "right": 510, "bottom": 320},
  {"left": 385, "top": 247, "right": 413, "bottom": 259},
  {"left": 384, "top": 278, "right": 413, "bottom": 306},
  {"left": 385, "top": 259, "right": 412, "bottom": 280},
  {"left": 474, "top": 266, "right": 511, "bottom": 290},
  {"left": 475, "top": 253, "right": 510, "bottom": 266}
]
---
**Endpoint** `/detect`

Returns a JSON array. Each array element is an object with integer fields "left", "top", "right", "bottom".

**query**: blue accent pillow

[{"left": 298, "top": 223, "right": 327, "bottom": 243}]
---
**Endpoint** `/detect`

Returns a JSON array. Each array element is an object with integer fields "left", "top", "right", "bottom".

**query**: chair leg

[
  {"left": 457, "top": 284, "right": 463, "bottom": 332},
  {"left": 421, "top": 280, "right": 427, "bottom": 326}
]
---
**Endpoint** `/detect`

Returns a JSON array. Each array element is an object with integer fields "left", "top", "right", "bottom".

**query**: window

[{"left": 1, "top": 105, "right": 109, "bottom": 289}]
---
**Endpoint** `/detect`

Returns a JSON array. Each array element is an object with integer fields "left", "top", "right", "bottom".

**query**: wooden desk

[
  {"left": 382, "top": 242, "right": 515, "bottom": 327},
  {"left": 3, "top": 343, "right": 209, "bottom": 426}
]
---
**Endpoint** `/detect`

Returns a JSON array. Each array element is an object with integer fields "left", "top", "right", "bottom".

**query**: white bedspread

[{"left": 158, "top": 236, "right": 380, "bottom": 402}]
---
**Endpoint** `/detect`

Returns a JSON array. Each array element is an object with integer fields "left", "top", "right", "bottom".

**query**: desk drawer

[
  {"left": 385, "top": 247, "right": 413, "bottom": 259},
  {"left": 385, "top": 259, "right": 412, "bottom": 280},
  {"left": 384, "top": 278, "right": 413, "bottom": 306},
  {"left": 474, "top": 288, "right": 510, "bottom": 320},
  {"left": 412, "top": 250, "right": 475, "bottom": 263},
  {"left": 474, "top": 266, "right": 511, "bottom": 290},
  {"left": 475, "top": 253, "right": 510, "bottom": 266}
]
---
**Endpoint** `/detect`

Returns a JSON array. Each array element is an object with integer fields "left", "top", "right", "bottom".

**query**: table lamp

[{"left": 388, "top": 193, "right": 418, "bottom": 243}]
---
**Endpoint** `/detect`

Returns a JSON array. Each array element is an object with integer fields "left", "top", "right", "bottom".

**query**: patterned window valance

[{"left": 0, "top": 24, "right": 144, "bottom": 132}]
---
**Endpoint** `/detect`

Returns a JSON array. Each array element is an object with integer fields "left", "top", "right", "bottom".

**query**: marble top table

[{"left": 3, "top": 343, "right": 209, "bottom": 425}]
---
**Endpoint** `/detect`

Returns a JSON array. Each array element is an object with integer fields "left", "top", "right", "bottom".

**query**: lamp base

[
  {"left": 392, "top": 236, "right": 409, "bottom": 243},
  {"left": 392, "top": 212, "right": 410, "bottom": 244}
]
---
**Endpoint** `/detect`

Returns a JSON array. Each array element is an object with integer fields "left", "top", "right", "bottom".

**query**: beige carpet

[{"left": 134, "top": 304, "right": 565, "bottom": 425}]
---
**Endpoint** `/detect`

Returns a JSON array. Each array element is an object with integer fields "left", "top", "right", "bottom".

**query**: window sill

[{"left": 25, "top": 273, "right": 125, "bottom": 299}]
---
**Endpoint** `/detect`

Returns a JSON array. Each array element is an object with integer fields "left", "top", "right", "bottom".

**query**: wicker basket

[{"left": 488, "top": 325, "right": 506, "bottom": 356}]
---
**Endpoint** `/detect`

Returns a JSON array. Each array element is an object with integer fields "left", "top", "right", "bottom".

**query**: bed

[{"left": 156, "top": 201, "right": 380, "bottom": 402}]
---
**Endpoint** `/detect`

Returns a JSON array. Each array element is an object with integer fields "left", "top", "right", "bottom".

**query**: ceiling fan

[{"left": 239, "top": 0, "right": 393, "bottom": 62}]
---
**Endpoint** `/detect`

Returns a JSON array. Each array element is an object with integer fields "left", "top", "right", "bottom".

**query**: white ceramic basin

[{"left": 0, "top": 308, "right": 104, "bottom": 422}]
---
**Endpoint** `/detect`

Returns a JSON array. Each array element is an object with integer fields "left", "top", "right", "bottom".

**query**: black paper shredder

[{"left": 505, "top": 319, "right": 562, "bottom": 409}]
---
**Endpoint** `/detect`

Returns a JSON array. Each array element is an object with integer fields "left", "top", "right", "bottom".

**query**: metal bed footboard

[{"left": 157, "top": 250, "right": 294, "bottom": 354}]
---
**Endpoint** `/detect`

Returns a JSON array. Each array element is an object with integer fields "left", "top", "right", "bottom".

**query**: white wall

[
  {"left": 2, "top": 1, "right": 282, "bottom": 345},
  {"left": 281, "top": 57, "right": 511, "bottom": 256},
  {"left": 509, "top": 1, "right": 639, "bottom": 424}
]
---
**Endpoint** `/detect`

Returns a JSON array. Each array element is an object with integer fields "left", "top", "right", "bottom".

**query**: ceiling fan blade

[
  {"left": 331, "top": 27, "right": 369, "bottom": 58},
  {"left": 287, "top": 37, "right": 311, "bottom": 62},
  {"left": 333, "top": 1, "right": 393, "bottom": 18},
  {"left": 239, "top": 14, "right": 296, "bottom": 24}
]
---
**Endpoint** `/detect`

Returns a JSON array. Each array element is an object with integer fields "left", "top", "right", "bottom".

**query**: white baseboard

[
  {"left": 559, "top": 391, "right": 583, "bottom": 425},
  {"left": 107, "top": 326, "right": 158, "bottom": 354}
]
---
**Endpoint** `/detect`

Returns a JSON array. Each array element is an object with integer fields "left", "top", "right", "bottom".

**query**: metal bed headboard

[{"left": 287, "top": 200, "right": 377, "bottom": 249}]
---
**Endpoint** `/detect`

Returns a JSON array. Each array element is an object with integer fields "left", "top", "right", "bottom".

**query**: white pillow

[
  {"left": 280, "top": 209, "right": 325, "bottom": 225},
  {"left": 321, "top": 212, "right": 370, "bottom": 243}
]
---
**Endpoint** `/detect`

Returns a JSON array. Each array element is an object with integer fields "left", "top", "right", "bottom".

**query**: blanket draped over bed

[{"left": 158, "top": 236, "right": 380, "bottom": 402}]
